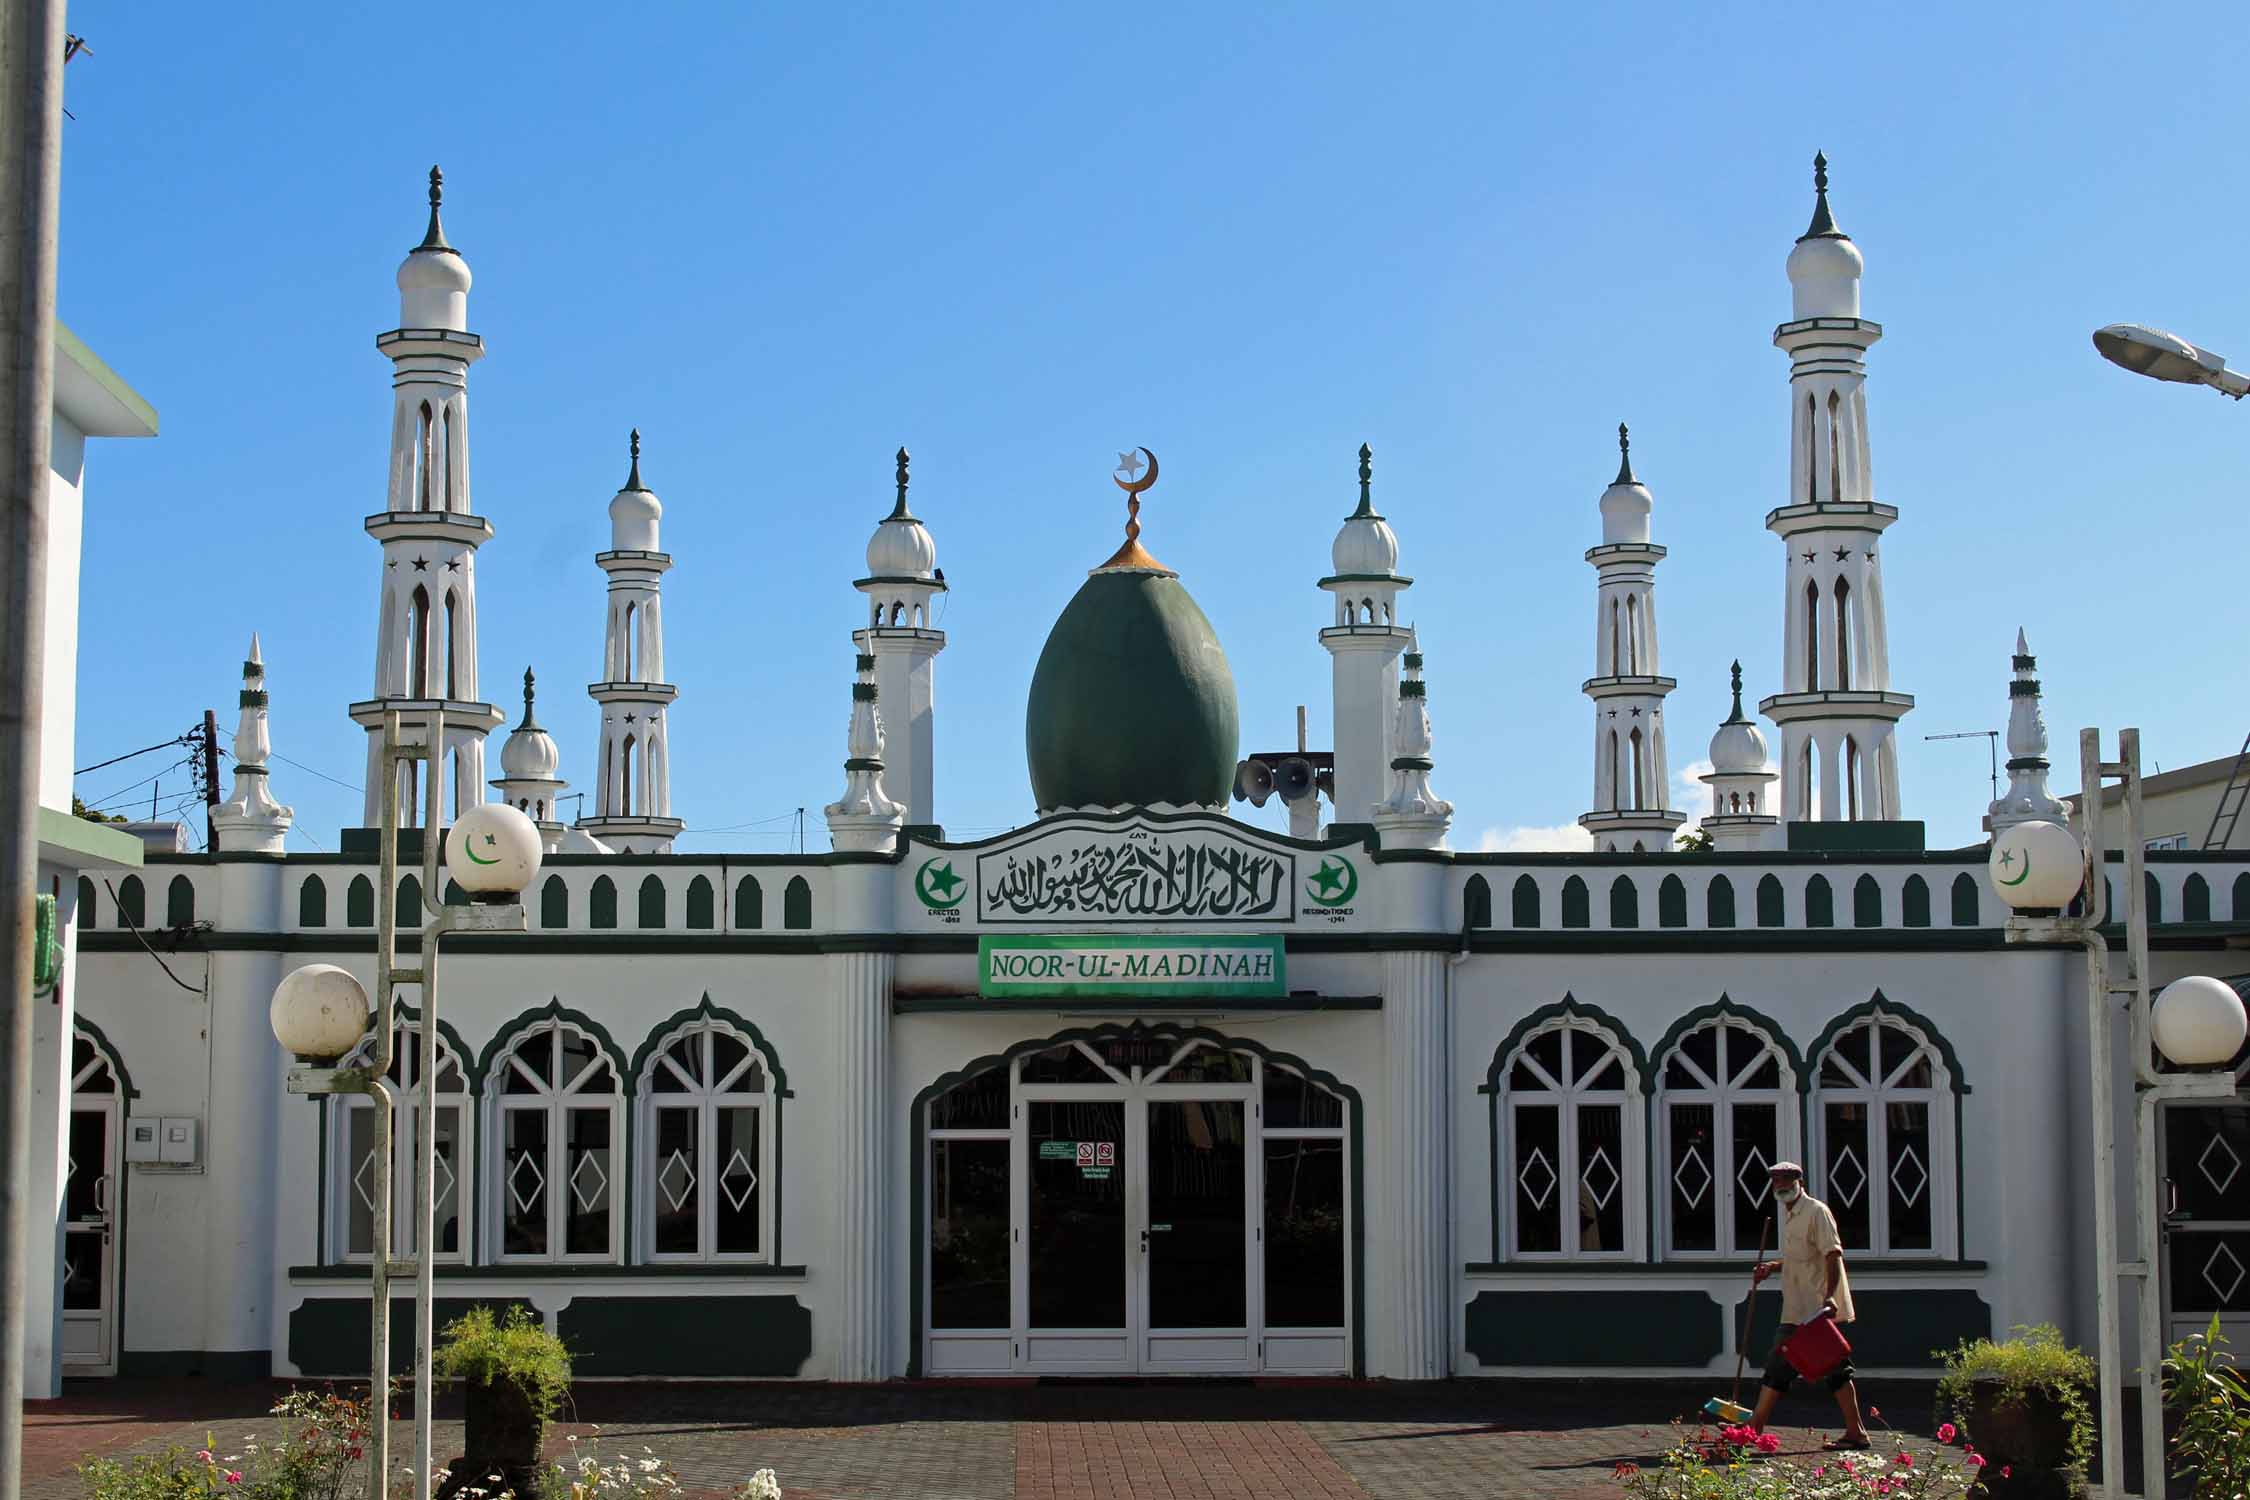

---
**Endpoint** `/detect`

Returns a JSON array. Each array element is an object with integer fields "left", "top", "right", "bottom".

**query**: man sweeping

[{"left": 1745, "top": 1161, "right": 1870, "bottom": 1451}]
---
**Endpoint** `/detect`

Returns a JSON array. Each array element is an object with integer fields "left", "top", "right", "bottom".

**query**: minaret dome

[
  {"left": 1330, "top": 444, "right": 1401, "bottom": 575},
  {"left": 866, "top": 448, "right": 938, "bottom": 578},
  {"left": 1785, "top": 151, "right": 1864, "bottom": 319},
  {"left": 395, "top": 166, "right": 472, "bottom": 329},
  {"left": 609, "top": 429, "right": 662, "bottom": 551}
]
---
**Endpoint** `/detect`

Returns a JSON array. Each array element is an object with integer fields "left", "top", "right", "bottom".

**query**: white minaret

[
  {"left": 583, "top": 430, "right": 685, "bottom": 853},
  {"left": 1578, "top": 425, "right": 1685, "bottom": 852},
  {"left": 825, "top": 651, "right": 907, "bottom": 853},
  {"left": 348, "top": 167, "right": 505, "bottom": 825},
  {"left": 491, "top": 669, "right": 570, "bottom": 852},
  {"left": 853, "top": 448, "right": 946, "bottom": 830},
  {"left": 1321, "top": 444, "right": 1413, "bottom": 830},
  {"left": 211, "top": 634, "right": 294, "bottom": 854},
  {"left": 1759, "top": 153, "right": 1914, "bottom": 823},
  {"left": 1700, "top": 661, "right": 1782, "bottom": 852},
  {"left": 1370, "top": 631, "right": 1451, "bottom": 850},
  {"left": 1987, "top": 629, "right": 2067, "bottom": 834}
]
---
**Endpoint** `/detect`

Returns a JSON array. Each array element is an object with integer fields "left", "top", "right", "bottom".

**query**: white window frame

[
  {"left": 329, "top": 1021, "right": 472, "bottom": 1265},
  {"left": 1498, "top": 1017, "right": 1645, "bottom": 1262},
  {"left": 1657, "top": 1018, "right": 1799, "bottom": 1259},
  {"left": 637, "top": 1021, "right": 776, "bottom": 1264},
  {"left": 486, "top": 1020, "right": 623, "bottom": 1265},
  {"left": 1812, "top": 1011, "right": 1955, "bottom": 1259}
]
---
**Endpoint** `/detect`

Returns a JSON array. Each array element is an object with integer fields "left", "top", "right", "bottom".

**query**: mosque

[{"left": 45, "top": 159, "right": 2250, "bottom": 1386}]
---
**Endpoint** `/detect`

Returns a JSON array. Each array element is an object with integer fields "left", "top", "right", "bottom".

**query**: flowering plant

[
  {"left": 545, "top": 1430, "right": 781, "bottom": 1500},
  {"left": 1619, "top": 1420, "right": 1984, "bottom": 1498},
  {"left": 81, "top": 1389, "right": 380, "bottom": 1500}
]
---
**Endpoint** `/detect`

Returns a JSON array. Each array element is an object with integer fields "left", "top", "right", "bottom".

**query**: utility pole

[
  {"left": 199, "top": 708, "right": 219, "bottom": 848},
  {"left": 0, "top": 1, "right": 70, "bottom": 1493}
]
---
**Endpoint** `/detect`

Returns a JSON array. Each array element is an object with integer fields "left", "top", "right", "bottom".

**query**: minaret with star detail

[
  {"left": 582, "top": 429, "right": 686, "bottom": 852},
  {"left": 347, "top": 166, "right": 506, "bottom": 828},
  {"left": 1760, "top": 152, "right": 1913, "bottom": 824},
  {"left": 1577, "top": 425, "right": 1685, "bottom": 852}
]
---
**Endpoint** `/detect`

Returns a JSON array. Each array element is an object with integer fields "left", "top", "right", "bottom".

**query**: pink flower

[
  {"left": 1756, "top": 1433, "right": 1781, "bottom": 1454},
  {"left": 1937, "top": 1423, "right": 1957, "bottom": 1443},
  {"left": 1968, "top": 1453, "right": 1987, "bottom": 1468},
  {"left": 1869, "top": 1405, "right": 1882, "bottom": 1420},
  {"left": 225, "top": 1472, "right": 242, "bottom": 1487},
  {"left": 2002, "top": 1466, "right": 2013, "bottom": 1478},
  {"left": 1895, "top": 1451, "right": 1913, "bottom": 1467},
  {"left": 1840, "top": 1459, "right": 1856, "bottom": 1475},
  {"left": 1813, "top": 1467, "right": 1827, "bottom": 1478}
]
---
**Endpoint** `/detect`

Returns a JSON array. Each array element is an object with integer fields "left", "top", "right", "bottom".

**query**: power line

[
  {"left": 74, "top": 733, "right": 193, "bottom": 777},
  {"left": 270, "top": 753, "right": 363, "bottom": 795}
]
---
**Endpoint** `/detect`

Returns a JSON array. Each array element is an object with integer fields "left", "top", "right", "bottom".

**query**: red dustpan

[{"left": 1782, "top": 1309, "right": 1851, "bottom": 1381}]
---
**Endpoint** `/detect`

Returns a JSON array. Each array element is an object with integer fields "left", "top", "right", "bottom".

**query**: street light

[
  {"left": 276, "top": 711, "right": 541, "bottom": 1500},
  {"left": 1992, "top": 735, "right": 2248, "bottom": 1500},
  {"left": 2092, "top": 324, "right": 2250, "bottom": 399}
]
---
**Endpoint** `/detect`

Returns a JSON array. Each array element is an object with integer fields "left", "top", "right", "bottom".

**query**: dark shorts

[{"left": 1761, "top": 1323, "right": 1856, "bottom": 1394}]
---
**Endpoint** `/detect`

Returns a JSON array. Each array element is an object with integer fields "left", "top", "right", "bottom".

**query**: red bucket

[{"left": 1782, "top": 1310, "right": 1852, "bottom": 1381}]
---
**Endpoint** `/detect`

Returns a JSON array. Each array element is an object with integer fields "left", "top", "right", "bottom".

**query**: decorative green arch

[
  {"left": 1799, "top": 991, "right": 1970, "bottom": 1098},
  {"left": 473, "top": 997, "right": 631, "bottom": 1095},
  {"left": 1479, "top": 993, "right": 1651, "bottom": 1096},
  {"left": 72, "top": 1013, "right": 141, "bottom": 1101},
  {"left": 365, "top": 1001, "right": 481, "bottom": 1094},
  {"left": 1644, "top": 994, "right": 1806, "bottom": 1092},
  {"left": 625, "top": 994, "right": 793, "bottom": 1099}
]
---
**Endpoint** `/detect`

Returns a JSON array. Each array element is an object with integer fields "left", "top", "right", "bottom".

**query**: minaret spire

[
  {"left": 1700, "top": 658, "right": 1780, "bottom": 851},
  {"left": 1579, "top": 427, "right": 1684, "bottom": 851},
  {"left": 1726, "top": 660, "right": 1748, "bottom": 722},
  {"left": 213, "top": 634, "right": 294, "bottom": 853},
  {"left": 856, "top": 445, "right": 948, "bottom": 830},
  {"left": 1987, "top": 629, "right": 2067, "bottom": 834},
  {"left": 826, "top": 652, "right": 907, "bottom": 851},
  {"left": 624, "top": 428, "right": 644, "bottom": 492},
  {"left": 416, "top": 165, "right": 453, "bottom": 253},
  {"left": 1800, "top": 150, "right": 1843, "bottom": 240},
  {"left": 1321, "top": 441, "right": 1413, "bottom": 831},
  {"left": 1370, "top": 629, "right": 1452, "bottom": 848},
  {"left": 1614, "top": 423, "right": 1635, "bottom": 485},
  {"left": 888, "top": 446, "right": 914, "bottom": 521},
  {"left": 492, "top": 665, "right": 570, "bottom": 851},
  {"left": 584, "top": 432, "right": 684, "bottom": 851},
  {"left": 1352, "top": 443, "right": 1377, "bottom": 518}
]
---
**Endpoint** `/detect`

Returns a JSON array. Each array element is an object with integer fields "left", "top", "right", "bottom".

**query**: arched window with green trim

[
  {"left": 589, "top": 876, "right": 617, "bottom": 930},
  {"left": 75, "top": 875, "right": 96, "bottom": 929},
  {"left": 1658, "top": 875, "right": 1687, "bottom": 929},
  {"left": 114, "top": 875, "right": 145, "bottom": 929},
  {"left": 1464, "top": 875, "right": 1492, "bottom": 930},
  {"left": 1706, "top": 876, "right": 1736, "bottom": 929},
  {"left": 638, "top": 875, "right": 667, "bottom": 930},
  {"left": 2146, "top": 871, "right": 2164, "bottom": 925},
  {"left": 1804, "top": 875, "right": 1833, "bottom": 928},
  {"left": 1950, "top": 873, "right": 1979, "bottom": 927},
  {"left": 165, "top": 875, "right": 195, "bottom": 928},
  {"left": 1755, "top": 875, "right": 1783, "bottom": 928},
  {"left": 2185, "top": 873, "right": 2212, "bottom": 923},
  {"left": 540, "top": 875, "right": 569, "bottom": 930},
  {"left": 735, "top": 875, "right": 764, "bottom": 931},
  {"left": 2236, "top": 872, "right": 2250, "bottom": 921},
  {"left": 1561, "top": 876, "right": 1590, "bottom": 929},
  {"left": 639, "top": 1014, "right": 780, "bottom": 1262},
  {"left": 346, "top": 874, "right": 374, "bottom": 928},
  {"left": 487, "top": 1013, "right": 622, "bottom": 1263},
  {"left": 1901, "top": 875, "right": 1930, "bottom": 928},
  {"left": 444, "top": 879, "right": 468, "bottom": 907},
  {"left": 1852, "top": 874, "right": 1882, "bottom": 928},
  {"left": 331, "top": 1018, "right": 470, "bottom": 1263},
  {"left": 1812, "top": 1006, "right": 1958, "bottom": 1257},
  {"left": 1657, "top": 1012, "right": 1798, "bottom": 1257},
  {"left": 783, "top": 876, "right": 812, "bottom": 930},
  {"left": 1511, "top": 875, "right": 1540, "bottom": 929},
  {"left": 1609, "top": 876, "right": 1639, "bottom": 929},
  {"left": 396, "top": 874, "right": 421, "bottom": 928},
  {"left": 686, "top": 876, "right": 715, "bottom": 930},
  {"left": 297, "top": 875, "right": 327, "bottom": 928},
  {"left": 1492, "top": 1009, "right": 1643, "bottom": 1260}
]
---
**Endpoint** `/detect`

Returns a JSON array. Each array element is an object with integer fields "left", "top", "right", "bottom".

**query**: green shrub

[
  {"left": 2165, "top": 1315, "right": 2250, "bottom": 1496},
  {"left": 432, "top": 1305, "right": 571, "bottom": 1422},
  {"left": 1934, "top": 1323, "right": 2095, "bottom": 1478}
]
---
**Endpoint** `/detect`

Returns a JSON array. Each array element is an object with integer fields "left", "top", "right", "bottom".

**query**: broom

[{"left": 1703, "top": 1216, "right": 1773, "bottom": 1424}]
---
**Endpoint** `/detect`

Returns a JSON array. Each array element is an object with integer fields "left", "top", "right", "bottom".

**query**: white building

[{"left": 58, "top": 159, "right": 2250, "bottom": 1386}]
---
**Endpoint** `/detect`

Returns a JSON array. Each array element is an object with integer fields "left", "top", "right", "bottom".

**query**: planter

[
  {"left": 1965, "top": 1377, "right": 2089, "bottom": 1500},
  {"left": 436, "top": 1376, "right": 547, "bottom": 1500}
]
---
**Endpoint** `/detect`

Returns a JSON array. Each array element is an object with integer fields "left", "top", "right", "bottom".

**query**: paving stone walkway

[{"left": 19, "top": 1376, "right": 2064, "bottom": 1500}]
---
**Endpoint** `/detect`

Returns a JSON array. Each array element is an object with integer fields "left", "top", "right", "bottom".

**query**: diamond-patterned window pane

[
  {"left": 1889, "top": 1144, "right": 1928, "bottom": 1208},
  {"left": 2208, "top": 1242, "right": 2248, "bottom": 1304},
  {"left": 2203, "top": 1135, "right": 2244, "bottom": 1197},
  {"left": 1673, "top": 1144, "right": 1713, "bottom": 1210},
  {"left": 1828, "top": 1145, "right": 1867, "bottom": 1208},
  {"left": 508, "top": 1151, "right": 546, "bottom": 1217},
  {"left": 1736, "top": 1144, "right": 1773, "bottom": 1208},
  {"left": 1518, "top": 1146, "right": 1559, "bottom": 1211},
  {"left": 658, "top": 1148, "right": 697, "bottom": 1212},
  {"left": 571, "top": 1150, "right": 609, "bottom": 1213},
  {"left": 1581, "top": 1146, "right": 1621, "bottom": 1212},
  {"left": 719, "top": 1151, "right": 758, "bottom": 1213},
  {"left": 353, "top": 1149, "right": 378, "bottom": 1211}
]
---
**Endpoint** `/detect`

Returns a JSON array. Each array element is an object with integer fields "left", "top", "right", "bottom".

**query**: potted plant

[
  {"left": 1936, "top": 1324, "right": 2095, "bottom": 1499},
  {"left": 2165, "top": 1315, "right": 2250, "bottom": 1497},
  {"left": 432, "top": 1305, "right": 572, "bottom": 1500}
]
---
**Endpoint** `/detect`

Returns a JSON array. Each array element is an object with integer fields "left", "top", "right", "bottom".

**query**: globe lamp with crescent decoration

[
  {"left": 444, "top": 802, "right": 543, "bottom": 898},
  {"left": 2154, "top": 975, "right": 2249, "bottom": 1069},
  {"left": 1987, "top": 819, "right": 2082, "bottom": 911},
  {"left": 269, "top": 963, "right": 372, "bottom": 1063}
]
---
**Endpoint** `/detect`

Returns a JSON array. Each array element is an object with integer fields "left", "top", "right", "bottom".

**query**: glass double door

[
  {"left": 1020, "top": 1089, "right": 1254, "bottom": 1373},
  {"left": 2162, "top": 1101, "right": 2250, "bottom": 1344},
  {"left": 62, "top": 1100, "right": 119, "bottom": 1373}
]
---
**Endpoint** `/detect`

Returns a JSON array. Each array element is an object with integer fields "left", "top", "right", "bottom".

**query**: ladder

[{"left": 2205, "top": 731, "right": 2250, "bottom": 850}]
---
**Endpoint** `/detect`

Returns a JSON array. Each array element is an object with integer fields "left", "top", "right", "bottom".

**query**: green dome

[{"left": 1026, "top": 568, "right": 1239, "bottom": 812}]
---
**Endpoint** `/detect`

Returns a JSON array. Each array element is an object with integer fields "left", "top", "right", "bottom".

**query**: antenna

[{"left": 1924, "top": 729, "right": 2000, "bottom": 803}]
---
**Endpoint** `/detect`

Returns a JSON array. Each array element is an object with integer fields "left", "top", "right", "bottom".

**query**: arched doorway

[
  {"left": 65, "top": 1029, "right": 129, "bottom": 1375},
  {"left": 916, "top": 1024, "right": 1357, "bottom": 1377}
]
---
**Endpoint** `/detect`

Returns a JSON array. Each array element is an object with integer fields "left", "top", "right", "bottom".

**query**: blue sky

[{"left": 57, "top": 4, "right": 2250, "bottom": 851}]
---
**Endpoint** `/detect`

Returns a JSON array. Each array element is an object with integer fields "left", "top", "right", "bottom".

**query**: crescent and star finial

[{"left": 1095, "top": 447, "right": 1169, "bottom": 572}]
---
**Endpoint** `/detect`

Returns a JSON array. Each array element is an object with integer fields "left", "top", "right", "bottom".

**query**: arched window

[
  {"left": 332, "top": 1019, "right": 469, "bottom": 1262},
  {"left": 1510, "top": 875, "right": 1540, "bottom": 929},
  {"left": 444, "top": 879, "right": 468, "bottom": 908},
  {"left": 1609, "top": 876, "right": 1639, "bottom": 929},
  {"left": 1560, "top": 876, "right": 1590, "bottom": 929},
  {"left": 539, "top": 875, "right": 569, "bottom": 930},
  {"left": 1845, "top": 737, "right": 1862, "bottom": 821},
  {"left": 1902, "top": 875, "right": 1930, "bottom": 928},
  {"left": 622, "top": 601, "right": 638, "bottom": 681},
  {"left": 687, "top": 876, "right": 716, "bottom": 930},
  {"left": 1853, "top": 874, "right": 1882, "bottom": 928},
  {"left": 638, "top": 875, "right": 667, "bottom": 929},
  {"left": 489, "top": 1015, "right": 622, "bottom": 1262},
  {"left": 408, "top": 586, "right": 432, "bottom": 697},
  {"left": 589, "top": 876, "right": 617, "bottom": 930},
  {"left": 641, "top": 1018, "right": 779, "bottom": 1262},
  {"left": 162, "top": 875, "right": 195, "bottom": 928},
  {"left": 1607, "top": 731, "right": 1621, "bottom": 811},
  {"left": 413, "top": 401, "right": 433, "bottom": 510},
  {"left": 1658, "top": 874, "right": 1686, "bottom": 929},
  {"left": 735, "top": 875, "right": 764, "bottom": 930},
  {"left": 1464, "top": 875, "right": 1492, "bottom": 930},
  {"left": 1798, "top": 742, "right": 1816, "bottom": 820},
  {"left": 1659, "top": 1015, "right": 1797, "bottom": 1256},
  {"left": 444, "top": 592, "right": 461, "bottom": 700},
  {"left": 2146, "top": 871, "right": 2164, "bottom": 925},
  {"left": 75, "top": 876, "right": 95, "bottom": 928},
  {"left": 346, "top": 874, "right": 375, "bottom": 929},
  {"left": 784, "top": 876, "right": 812, "bottom": 930},
  {"left": 440, "top": 405, "right": 456, "bottom": 509},
  {"left": 1950, "top": 873, "right": 1979, "bottom": 927},
  {"left": 2185, "top": 873, "right": 2212, "bottom": 923},
  {"left": 2236, "top": 873, "right": 2250, "bottom": 921},
  {"left": 1813, "top": 1008, "right": 1956, "bottom": 1256},
  {"left": 1804, "top": 580, "right": 1820, "bottom": 690},
  {"left": 619, "top": 736, "right": 637, "bottom": 817},
  {"left": 396, "top": 873, "right": 421, "bottom": 929},
  {"left": 1707, "top": 876, "right": 1736, "bottom": 929},
  {"left": 1629, "top": 728, "right": 1647, "bottom": 808},
  {"left": 1625, "top": 594, "right": 1643, "bottom": 673},
  {"left": 1496, "top": 1012, "right": 1641, "bottom": 1259},
  {"left": 298, "top": 875, "right": 327, "bottom": 928},
  {"left": 113, "top": 875, "right": 144, "bottom": 929},
  {"left": 1828, "top": 388, "right": 1844, "bottom": 503},
  {"left": 1804, "top": 875, "right": 1834, "bottom": 928},
  {"left": 1609, "top": 598, "right": 1621, "bottom": 676},
  {"left": 1755, "top": 874, "right": 1784, "bottom": 928},
  {"left": 1834, "top": 578, "right": 1853, "bottom": 691}
]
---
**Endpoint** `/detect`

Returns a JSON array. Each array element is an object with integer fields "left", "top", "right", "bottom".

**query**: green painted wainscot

[
  {"left": 1737, "top": 1290, "right": 1990, "bottom": 1367},
  {"left": 289, "top": 1298, "right": 538, "bottom": 1377},
  {"left": 1465, "top": 1290, "right": 1726, "bottom": 1368},
  {"left": 557, "top": 1296, "right": 811, "bottom": 1378}
]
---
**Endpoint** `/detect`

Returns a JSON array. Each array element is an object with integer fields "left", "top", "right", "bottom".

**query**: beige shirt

[{"left": 1777, "top": 1191, "right": 1855, "bottom": 1325}]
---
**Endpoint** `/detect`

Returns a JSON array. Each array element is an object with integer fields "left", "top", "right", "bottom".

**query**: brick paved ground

[{"left": 23, "top": 1377, "right": 2139, "bottom": 1500}]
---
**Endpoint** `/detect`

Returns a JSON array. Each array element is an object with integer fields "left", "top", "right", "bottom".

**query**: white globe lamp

[
  {"left": 270, "top": 963, "right": 372, "bottom": 1063},
  {"left": 2154, "top": 975, "right": 2249, "bottom": 1069},
  {"left": 1987, "top": 820, "right": 2084, "bottom": 910},
  {"left": 444, "top": 802, "right": 543, "bottom": 899}
]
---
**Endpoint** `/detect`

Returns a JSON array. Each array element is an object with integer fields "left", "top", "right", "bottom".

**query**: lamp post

[
  {"left": 2092, "top": 324, "right": 2249, "bottom": 399},
  {"left": 1993, "top": 729, "right": 2247, "bottom": 1500},
  {"left": 271, "top": 710, "right": 542, "bottom": 1500}
]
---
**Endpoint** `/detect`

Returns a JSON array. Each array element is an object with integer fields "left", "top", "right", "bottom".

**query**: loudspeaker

[
  {"left": 1233, "top": 758, "right": 1276, "bottom": 807},
  {"left": 1276, "top": 756, "right": 1319, "bottom": 803}
]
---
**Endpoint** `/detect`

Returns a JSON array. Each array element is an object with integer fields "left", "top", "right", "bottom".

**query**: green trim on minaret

[
  {"left": 517, "top": 668, "right": 541, "bottom": 732},
  {"left": 623, "top": 428, "right": 646, "bottom": 492},
  {"left": 1351, "top": 443, "right": 1377, "bottom": 518},
  {"left": 1799, "top": 150, "right": 1846, "bottom": 242},
  {"left": 1614, "top": 423, "right": 1635, "bottom": 485},
  {"left": 1724, "top": 660, "right": 1751, "bottom": 724},
  {"left": 887, "top": 446, "right": 915, "bottom": 521},
  {"left": 415, "top": 165, "right": 457, "bottom": 255}
]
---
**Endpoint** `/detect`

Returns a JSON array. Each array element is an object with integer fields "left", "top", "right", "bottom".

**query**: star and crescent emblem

[
  {"left": 916, "top": 857, "right": 966, "bottom": 908},
  {"left": 1995, "top": 845, "right": 2029, "bottom": 887},
  {"left": 461, "top": 831, "right": 501, "bottom": 866},
  {"left": 1306, "top": 856, "right": 1358, "bottom": 908}
]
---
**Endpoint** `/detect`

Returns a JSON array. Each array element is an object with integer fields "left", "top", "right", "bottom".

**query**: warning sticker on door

[{"left": 1038, "top": 1141, "right": 1115, "bottom": 1176}]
